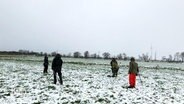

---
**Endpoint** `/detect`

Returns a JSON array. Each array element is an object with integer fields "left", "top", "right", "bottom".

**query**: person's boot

[
  {"left": 112, "top": 73, "right": 115, "bottom": 77},
  {"left": 115, "top": 73, "right": 118, "bottom": 77},
  {"left": 59, "top": 77, "right": 63, "bottom": 85},
  {"left": 54, "top": 77, "right": 57, "bottom": 84},
  {"left": 60, "top": 80, "right": 63, "bottom": 85},
  {"left": 128, "top": 86, "right": 135, "bottom": 88}
]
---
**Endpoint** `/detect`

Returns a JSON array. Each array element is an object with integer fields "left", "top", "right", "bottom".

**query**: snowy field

[{"left": 0, "top": 56, "right": 184, "bottom": 104}]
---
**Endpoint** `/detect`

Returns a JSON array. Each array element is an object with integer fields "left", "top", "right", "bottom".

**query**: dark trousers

[
  {"left": 43, "top": 66, "right": 48, "bottom": 73},
  {"left": 112, "top": 68, "right": 118, "bottom": 77},
  {"left": 53, "top": 70, "right": 63, "bottom": 85}
]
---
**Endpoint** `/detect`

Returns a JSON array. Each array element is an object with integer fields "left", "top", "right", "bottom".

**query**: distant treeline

[
  {"left": 0, "top": 50, "right": 130, "bottom": 60},
  {"left": 0, "top": 50, "right": 43, "bottom": 56},
  {"left": 1, "top": 50, "right": 184, "bottom": 63}
]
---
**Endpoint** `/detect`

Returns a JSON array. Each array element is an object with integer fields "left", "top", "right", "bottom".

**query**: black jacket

[
  {"left": 52, "top": 54, "right": 63, "bottom": 71},
  {"left": 43, "top": 56, "right": 49, "bottom": 66}
]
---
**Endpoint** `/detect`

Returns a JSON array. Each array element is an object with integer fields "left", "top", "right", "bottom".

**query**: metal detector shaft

[
  {"left": 138, "top": 74, "right": 143, "bottom": 85},
  {"left": 47, "top": 73, "right": 53, "bottom": 80}
]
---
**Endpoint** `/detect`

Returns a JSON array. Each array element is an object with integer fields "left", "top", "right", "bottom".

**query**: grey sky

[{"left": 0, "top": 0, "right": 184, "bottom": 59}]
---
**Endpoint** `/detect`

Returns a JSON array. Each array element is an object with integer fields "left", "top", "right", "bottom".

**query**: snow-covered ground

[{"left": 0, "top": 56, "right": 184, "bottom": 104}]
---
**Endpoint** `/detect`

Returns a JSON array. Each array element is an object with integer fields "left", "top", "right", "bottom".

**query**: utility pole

[{"left": 155, "top": 51, "right": 157, "bottom": 61}]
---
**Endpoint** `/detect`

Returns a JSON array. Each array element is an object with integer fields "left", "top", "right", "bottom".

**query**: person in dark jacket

[
  {"left": 128, "top": 57, "right": 139, "bottom": 88},
  {"left": 43, "top": 54, "right": 49, "bottom": 74},
  {"left": 110, "top": 58, "right": 119, "bottom": 77},
  {"left": 52, "top": 54, "right": 63, "bottom": 85}
]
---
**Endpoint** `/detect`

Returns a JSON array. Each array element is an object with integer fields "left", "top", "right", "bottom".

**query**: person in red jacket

[{"left": 128, "top": 57, "right": 139, "bottom": 88}]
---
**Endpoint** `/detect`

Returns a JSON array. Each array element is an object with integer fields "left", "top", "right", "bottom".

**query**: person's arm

[
  {"left": 44, "top": 59, "right": 48, "bottom": 66},
  {"left": 61, "top": 59, "right": 63, "bottom": 68},
  {"left": 47, "top": 58, "right": 49, "bottom": 65},
  {"left": 137, "top": 66, "right": 139, "bottom": 73},
  {"left": 43, "top": 58, "right": 46, "bottom": 65},
  {"left": 128, "top": 62, "right": 131, "bottom": 74},
  {"left": 52, "top": 59, "right": 55, "bottom": 70},
  {"left": 116, "top": 61, "right": 119, "bottom": 69},
  {"left": 136, "top": 63, "right": 139, "bottom": 75}
]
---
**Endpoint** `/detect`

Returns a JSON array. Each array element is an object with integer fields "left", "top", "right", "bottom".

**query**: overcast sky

[{"left": 0, "top": 0, "right": 184, "bottom": 59}]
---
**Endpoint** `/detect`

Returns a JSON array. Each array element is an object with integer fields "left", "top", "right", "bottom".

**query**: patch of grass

[
  {"left": 96, "top": 98, "right": 111, "bottom": 103},
  {"left": 4, "top": 93, "right": 10, "bottom": 96},
  {"left": 33, "top": 102, "right": 42, "bottom": 104},
  {"left": 66, "top": 62, "right": 85, "bottom": 65},
  {"left": 97, "top": 98, "right": 105, "bottom": 102},
  {"left": 88, "top": 81, "right": 93, "bottom": 84},
  {"left": 62, "top": 102, "right": 69, "bottom": 104},
  {"left": 73, "top": 91, "right": 79, "bottom": 95},
  {"left": 64, "top": 89, "right": 73, "bottom": 93},
  {"left": 154, "top": 76, "right": 159, "bottom": 79},
  {"left": 48, "top": 86, "right": 56, "bottom": 90},
  {"left": 71, "top": 100, "right": 81, "bottom": 104},
  {"left": 82, "top": 79, "right": 88, "bottom": 81},
  {"left": 0, "top": 80, "right": 4, "bottom": 83},
  {"left": 66, "top": 85, "right": 70, "bottom": 88},
  {"left": 61, "top": 97, "right": 67, "bottom": 100},
  {"left": 12, "top": 70, "right": 20, "bottom": 72},
  {"left": 110, "top": 95, "right": 114, "bottom": 98}
]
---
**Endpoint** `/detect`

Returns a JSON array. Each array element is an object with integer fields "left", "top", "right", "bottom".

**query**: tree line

[
  {"left": 161, "top": 52, "right": 184, "bottom": 62},
  {"left": 1, "top": 50, "right": 184, "bottom": 62},
  {"left": 71, "top": 51, "right": 129, "bottom": 60},
  {"left": 0, "top": 50, "right": 130, "bottom": 60}
]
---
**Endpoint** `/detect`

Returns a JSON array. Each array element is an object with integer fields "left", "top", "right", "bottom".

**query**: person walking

[
  {"left": 52, "top": 54, "right": 63, "bottom": 85},
  {"left": 43, "top": 54, "right": 49, "bottom": 74},
  {"left": 128, "top": 57, "right": 139, "bottom": 88},
  {"left": 110, "top": 58, "right": 119, "bottom": 77}
]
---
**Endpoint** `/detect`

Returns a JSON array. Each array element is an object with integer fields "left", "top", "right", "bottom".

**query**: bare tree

[
  {"left": 181, "top": 52, "right": 184, "bottom": 62},
  {"left": 138, "top": 55, "right": 143, "bottom": 61},
  {"left": 40, "top": 52, "right": 43, "bottom": 56},
  {"left": 91, "top": 53, "right": 97, "bottom": 58},
  {"left": 142, "top": 53, "right": 149, "bottom": 62},
  {"left": 84, "top": 51, "right": 90, "bottom": 58},
  {"left": 67, "top": 53, "right": 72, "bottom": 57},
  {"left": 51, "top": 52, "right": 57, "bottom": 56},
  {"left": 162, "top": 56, "right": 167, "bottom": 62},
  {"left": 168, "top": 54, "right": 173, "bottom": 62},
  {"left": 73, "top": 52, "right": 81, "bottom": 58},
  {"left": 174, "top": 52, "right": 180, "bottom": 62},
  {"left": 117, "top": 53, "right": 123, "bottom": 60},
  {"left": 122, "top": 53, "right": 127, "bottom": 60},
  {"left": 102, "top": 52, "right": 110, "bottom": 59},
  {"left": 138, "top": 54, "right": 149, "bottom": 62}
]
